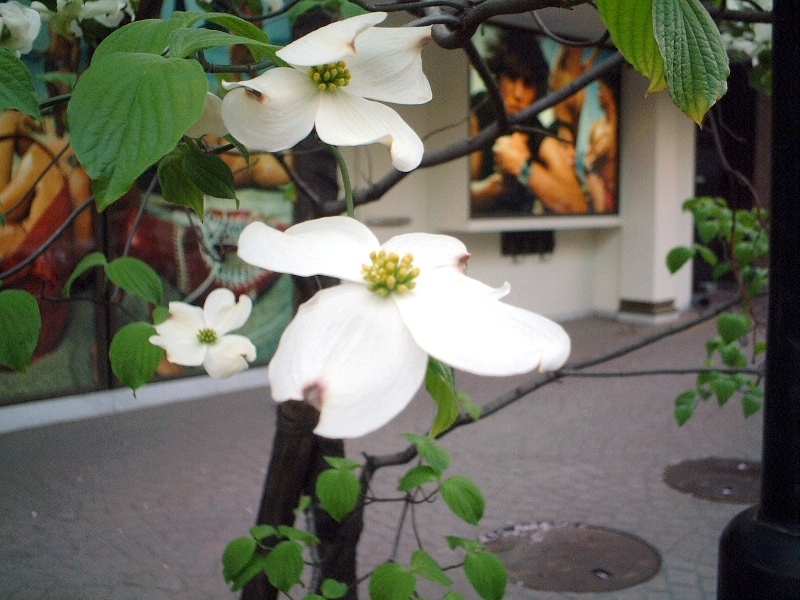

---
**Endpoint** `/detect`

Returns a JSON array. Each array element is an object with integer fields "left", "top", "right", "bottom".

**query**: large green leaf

[
  {"left": 653, "top": 0, "right": 730, "bottom": 124},
  {"left": 222, "top": 536, "right": 258, "bottom": 582},
  {"left": 425, "top": 357, "right": 460, "bottom": 437},
  {"left": 263, "top": 540, "right": 304, "bottom": 593},
  {"left": 411, "top": 549, "right": 453, "bottom": 586},
  {"left": 440, "top": 476, "right": 484, "bottom": 525},
  {"left": 183, "top": 144, "right": 237, "bottom": 201},
  {"left": 168, "top": 28, "right": 275, "bottom": 60},
  {"left": 316, "top": 468, "right": 360, "bottom": 522},
  {"left": 463, "top": 551, "right": 508, "bottom": 600},
  {"left": 0, "top": 289, "right": 41, "bottom": 372},
  {"left": 62, "top": 251, "right": 108, "bottom": 298},
  {"left": 157, "top": 147, "right": 205, "bottom": 218},
  {"left": 596, "top": 0, "right": 666, "bottom": 94},
  {"left": 0, "top": 48, "right": 42, "bottom": 119},
  {"left": 368, "top": 563, "right": 416, "bottom": 600},
  {"left": 105, "top": 256, "right": 164, "bottom": 305},
  {"left": 92, "top": 13, "right": 198, "bottom": 62},
  {"left": 109, "top": 322, "right": 164, "bottom": 391},
  {"left": 68, "top": 52, "right": 207, "bottom": 210}
]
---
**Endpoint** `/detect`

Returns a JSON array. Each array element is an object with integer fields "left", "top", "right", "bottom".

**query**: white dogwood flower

[
  {"left": 184, "top": 92, "right": 229, "bottom": 139},
  {"left": 0, "top": 1, "right": 41, "bottom": 56},
  {"left": 237, "top": 217, "right": 571, "bottom": 438},
  {"left": 32, "top": 0, "right": 132, "bottom": 38},
  {"left": 221, "top": 12, "right": 432, "bottom": 172},
  {"left": 149, "top": 288, "right": 256, "bottom": 379}
]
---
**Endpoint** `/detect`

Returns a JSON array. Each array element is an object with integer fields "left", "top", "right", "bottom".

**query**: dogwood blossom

[
  {"left": 31, "top": 0, "right": 133, "bottom": 38},
  {"left": 237, "top": 217, "right": 571, "bottom": 438},
  {"left": 149, "top": 288, "right": 256, "bottom": 379},
  {"left": 0, "top": 1, "right": 41, "bottom": 56},
  {"left": 184, "top": 92, "right": 229, "bottom": 139},
  {"left": 221, "top": 12, "right": 432, "bottom": 172}
]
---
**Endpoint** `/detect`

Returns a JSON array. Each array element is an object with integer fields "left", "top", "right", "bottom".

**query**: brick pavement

[{"left": 0, "top": 305, "right": 762, "bottom": 599}]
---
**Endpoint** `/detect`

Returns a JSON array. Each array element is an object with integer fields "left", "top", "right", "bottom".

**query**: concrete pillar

[{"left": 617, "top": 66, "right": 696, "bottom": 323}]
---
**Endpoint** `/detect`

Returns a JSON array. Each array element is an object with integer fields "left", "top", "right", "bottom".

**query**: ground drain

[
  {"left": 482, "top": 521, "right": 661, "bottom": 592},
  {"left": 663, "top": 457, "right": 761, "bottom": 504}
]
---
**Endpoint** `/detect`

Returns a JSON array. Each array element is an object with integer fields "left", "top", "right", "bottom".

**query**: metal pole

[{"left": 717, "top": 0, "right": 800, "bottom": 597}]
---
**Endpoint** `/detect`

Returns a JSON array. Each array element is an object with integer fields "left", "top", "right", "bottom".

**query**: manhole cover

[
  {"left": 482, "top": 521, "right": 661, "bottom": 592},
  {"left": 663, "top": 457, "right": 761, "bottom": 504}
]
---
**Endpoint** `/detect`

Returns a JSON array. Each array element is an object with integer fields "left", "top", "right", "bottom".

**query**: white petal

[
  {"left": 267, "top": 284, "right": 428, "bottom": 438},
  {"left": 221, "top": 68, "right": 319, "bottom": 152},
  {"left": 204, "top": 334, "right": 257, "bottom": 378},
  {"left": 347, "top": 25, "right": 432, "bottom": 105},
  {"left": 315, "top": 92, "right": 424, "bottom": 172},
  {"left": 277, "top": 12, "right": 386, "bottom": 67},
  {"left": 382, "top": 232, "right": 469, "bottom": 271},
  {"left": 237, "top": 216, "right": 378, "bottom": 282},
  {"left": 203, "top": 288, "right": 252, "bottom": 335},
  {"left": 184, "top": 92, "right": 229, "bottom": 138},
  {"left": 394, "top": 275, "right": 571, "bottom": 376},
  {"left": 149, "top": 302, "right": 207, "bottom": 367}
]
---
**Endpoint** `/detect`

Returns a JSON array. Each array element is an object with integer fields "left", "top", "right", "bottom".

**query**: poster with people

[{"left": 469, "top": 24, "right": 620, "bottom": 219}]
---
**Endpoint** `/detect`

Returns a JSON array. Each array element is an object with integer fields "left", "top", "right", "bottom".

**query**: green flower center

[
  {"left": 197, "top": 328, "right": 218, "bottom": 344},
  {"left": 362, "top": 250, "right": 420, "bottom": 297},
  {"left": 308, "top": 61, "right": 351, "bottom": 92}
]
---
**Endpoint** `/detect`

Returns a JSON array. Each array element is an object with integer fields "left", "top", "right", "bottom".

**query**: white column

[{"left": 617, "top": 66, "right": 696, "bottom": 322}]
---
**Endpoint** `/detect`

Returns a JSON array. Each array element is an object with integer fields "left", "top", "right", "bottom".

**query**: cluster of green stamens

[
  {"left": 309, "top": 61, "right": 351, "bottom": 92},
  {"left": 362, "top": 250, "right": 420, "bottom": 296},
  {"left": 197, "top": 328, "right": 218, "bottom": 344}
]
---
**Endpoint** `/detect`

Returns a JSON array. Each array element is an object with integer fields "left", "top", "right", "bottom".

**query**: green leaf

[
  {"left": 445, "top": 536, "right": 484, "bottom": 553},
  {"left": 694, "top": 244, "right": 718, "bottom": 267},
  {"left": 403, "top": 433, "right": 451, "bottom": 474},
  {"left": 158, "top": 147, "right": 205, "bottom": 218},
  {"left": 92, "top": 13, "right": 198, "bottom": 62},
  {"left": 264, "top": 540, "right": 304, "bottom": 593},
  {"left": 463, "top": 551, "right": 508, "bottom": 600},
  {"left": 712, "top": 262, "right": 732, "bottom": 280},
  {"left": 323, "top": 456, "right": 362, "bottom": 471},
  {"left": 442, "top": 592, "right": 466, "bottom": 600},
  {"left": 705, "top": 336, "right": 723, "bottom": 355},
  {"left": 316, "top": 468, "right": 360, "bottom": 522},
  {"left": 675, "top": 389, "right": 698, "bottom": 408},
  {"left": 674, "top": 403, "right": 694, "bottom": 426},
  {"left": 277, "top": 525, "right": 319, "bottom": 545},
  {"left": 666, "top": 246, "right": 694, "bottom": 273},
  {"left": 168, "top": 28, "right": 275, "bottom": 60},
  {"left": 62, "top": 252, "right": 108, "bottom": 298},
  {"left": 426, "top": 357, "right": 460, "bottom": 437},
  {"left": 411, "top": 549, "right": 453, "bottom": 586},
  {"left": 0, "top": 48, "right": 42, "bottom": 119},
  {"left": 368, "top": 563, "right": 417, "bottom": 600},
  {"left": 231, "top": 553, "right": 269, "bottom": 591},
  {"left": 719, "top": 342, "right": 747, "bottom": 368},
  {"left": 109, "top": 322, "right": 164, "bottom": 391},
  {"left": 717, "top": 312, "right": 752, "bottom": 344},
  {"left": 152, "top": 305, "right": 170, "bottom": 324},
  {"left": 320, "top": 578, "right": 348, "bottom": 599},
  {"left": 183, "top": 144, "right": 237, "bottom": 200},
  {"left": 596, "top": 0, "right": 666, "bottom": 94},
  {"left": 696, "top": 220, "right": 720, "bottom": 244},
  {"left": 398, "top": 465, "right": 440, "bottom": 492},
  {"left": 742, "top": 387, "right": 763, "bottom": 418},
  {"left": 440, "top": 476, "right": 484, "bottom": 525},
  {"left": 68, "top": 52, "right": 207, "bottom": 209},
  {"left": 201, "top": 12, "right": 272, "bottom": 44},
  {"left": 652, "top": 0, "right": 730, "bottom": 124},
  {"left": 458, "top": 391, "right": 482, "bottom": 421},
  {"left": 0, "top": 289, "right": 41, "bottom": 372},
  {"left": 754, "top": 340, "right": 767, "bottom": 356},
  {"left": 222, "top": 536, "right": 258, "bottom": 582},
  {"left": 250, "top": 524, "right": 278, "bottom": 541},
  {"left": 733, "top": 241, "right": 755, "bottom": 264},
  {"left": 105, "top": 256, "right": 164, "bottom": 305},
  {"left": 711, "top": 375, "right": 738, "bottom": 406}
]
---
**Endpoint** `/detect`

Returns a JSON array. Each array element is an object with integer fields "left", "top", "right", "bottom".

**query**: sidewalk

[{"left": 0, "top": 302, "right": 762, "bottom": 599}]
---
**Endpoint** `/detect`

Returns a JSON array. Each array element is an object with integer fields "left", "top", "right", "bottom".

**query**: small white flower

[
  {"left": 237, "top": 217, "right": 571, "bottom": 438},
  {"left": 0, "top": 1, "right": 42, "bottom": 56},
  {"left": 221, "top": 12, "right": 432, "bottom": 172},
  {"left": 184, "top": 92, "right": 229, "bottom": 139},
  {"left": 32, "top": 0, "right": 132, "bottom": 38},
  {"left": 149, "top": 288, "right": 257, "bottom": 379}
]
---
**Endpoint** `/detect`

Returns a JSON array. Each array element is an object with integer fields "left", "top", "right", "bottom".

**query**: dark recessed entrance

[
  {"left": 663, "top": 457, "right": 761, "bottom": 504},
  {"left": 482, "top": 521, "right": 662, "bottom": 592}
]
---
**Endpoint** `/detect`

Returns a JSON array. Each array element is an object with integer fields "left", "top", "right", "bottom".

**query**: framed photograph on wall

[{"left": 469, "top": 24, "right": 620, "bottom": 221}]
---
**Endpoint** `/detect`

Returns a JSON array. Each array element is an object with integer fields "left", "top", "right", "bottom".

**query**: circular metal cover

[
  {"left": 663, "top": 457, "right": 761, "bottom": 504},
  {"left": 482, "top": 521, "right": 662, "bottom": 592}
]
